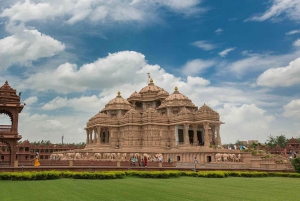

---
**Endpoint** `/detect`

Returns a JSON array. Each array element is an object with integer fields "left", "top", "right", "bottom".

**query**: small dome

[
  {"left": 158, "top": 86, "right": 197, "bottom": 109},
  {"left": 101, "top": 91, "right": 132, "bottom": 112},
  {"left": 198, "top": 104, "right": 217, "bottom": 114},
  {"left": 196, "top": 103, "right": 220, "bottom": 121},
  {"left": 129, "top": 91, "right": 141, "bottom": 98}
]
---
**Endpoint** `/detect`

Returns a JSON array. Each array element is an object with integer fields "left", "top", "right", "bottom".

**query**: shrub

[
  {"left": 291, "top": 157, "right": 300, "bottom": 173},
  {"left": 0, "top": 171, "right": 60, "bottom": 181}
]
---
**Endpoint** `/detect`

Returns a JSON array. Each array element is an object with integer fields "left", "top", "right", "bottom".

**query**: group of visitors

[
  {"left": 130, "top": 156, "right": 148, "bottom": 167},
  {"left": 287, "top": 150, "right": 297, "bottom": 161}
]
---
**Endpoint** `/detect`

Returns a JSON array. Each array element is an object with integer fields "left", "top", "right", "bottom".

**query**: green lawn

[{"left": 0, "top": 177, "right": 298, "bottom": 201}]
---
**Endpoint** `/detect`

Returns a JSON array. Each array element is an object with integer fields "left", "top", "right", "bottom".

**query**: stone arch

[{"left": 0, "top": 109, "right": 13, "bottom": 130}]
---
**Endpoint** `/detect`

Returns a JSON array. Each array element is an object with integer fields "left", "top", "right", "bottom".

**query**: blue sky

[{"left": 0, "top": 0, "right": 300, "bottom": 144}]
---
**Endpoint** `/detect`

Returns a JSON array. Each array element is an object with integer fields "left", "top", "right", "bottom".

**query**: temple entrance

[
  {"left": 197, "top": 131, "right": 203, "bottom": 146},
  {"left": 188, "top": 130, "right": 193, "bottom": 144},
  {"left": 101, "top": 132, "right": 105, "bottom": 143},
  {"left": 207, "top": 156, "right": 212, "bottom": 163}
]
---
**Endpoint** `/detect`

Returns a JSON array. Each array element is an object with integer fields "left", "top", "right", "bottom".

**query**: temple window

[
  {"left": 157, "top": 101, "right": 161, "bottom": 107},
  {"left": 135, "top": 102, "right": 142, "bottom": 108},
  {"left": 178, "top": 129, "right": 184, "bottom": 143}
]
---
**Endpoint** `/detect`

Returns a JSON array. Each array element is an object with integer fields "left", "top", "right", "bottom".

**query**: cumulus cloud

[
  {"left": 283, "top": 99, "right": 300, "bottom": 118},
  {"left": 218, "top": 47, "right": 236, "bottom": 57},
  {"left": 219, "top": 104, "right": 275, "bottom": 143},
  {"left": 294, "top": 39, "right": 300, "bottom": 47},
  {"left": 19, "top": 112, "right": 87, "bottom": 143},
  {"left": 42, "top": 96, "right": 103, "bottom": 112},
  {"left": 23, "top": 96, "right": 38, "bottom": 105},
  {"left": 246, "top": 0, "right": 300, "bottom": 22},
  {"left": 286, "top": 30, "right": 300, "bottom": 35},
  {"left": 0, "top": 0, "right": 204, "bottom": 25},
  {"left": 191, "top": 40, "right": 218, "bottom": 51},
  {"left": 221, "top": 50, "right": 300, "bottom": 77},
  {"left": 257, "top": 57, "right": 300, "bottom": 87},
  {"left": 182, "top": 59, "right": 215, "bottom": 75},
  {"left": 186, "top": 76, "right": 210, "bottom": 86},
  {"left": 0, "top": 28, "right": 65, "bottom": 71}
]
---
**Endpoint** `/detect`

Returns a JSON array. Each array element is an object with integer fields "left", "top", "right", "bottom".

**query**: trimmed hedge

[
  {"left": 0, "top": 170, "right": 299, "bottom": 181},
  {"left": 0, "top": 171, "right": 60, "bottom": 180}
]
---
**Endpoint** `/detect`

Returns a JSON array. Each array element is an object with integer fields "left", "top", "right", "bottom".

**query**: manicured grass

[{"left": 0, "top": 177, "right": 299, "bottom": 201}]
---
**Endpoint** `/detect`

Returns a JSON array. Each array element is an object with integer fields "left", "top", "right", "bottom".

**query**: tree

[{"left": 266, "top": 135, "right": 289, "bottom": 148}]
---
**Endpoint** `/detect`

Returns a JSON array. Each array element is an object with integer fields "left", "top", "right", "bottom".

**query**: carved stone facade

[{"left": 75, "top": 79, "right": 224, "bottom": 163}]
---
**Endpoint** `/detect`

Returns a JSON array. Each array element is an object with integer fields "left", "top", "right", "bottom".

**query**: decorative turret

[
  {"left": 158, "top": 86, "right": 198, "bottom": 110},
  {"left": 101, "top": 91, "right": 132, "bottom": 112},
  {"left": 196, "top": 103, "right": 220, "bottom": 121}
]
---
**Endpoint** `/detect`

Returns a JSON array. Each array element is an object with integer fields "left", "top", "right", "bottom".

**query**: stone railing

[{"left": 0, "top": 125, "right": 11, "bottom": 132}]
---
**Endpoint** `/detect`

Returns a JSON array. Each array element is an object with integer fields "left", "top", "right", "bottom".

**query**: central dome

[{"left": 139, "top": 78, "right": 163, "bottom": 94}]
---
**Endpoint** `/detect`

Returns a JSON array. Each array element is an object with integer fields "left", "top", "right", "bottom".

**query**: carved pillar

[
  {"left": 105, "top": 128, "right": 109, "bottom": 143},
  {"left": 89, "top": 129, "right": 92, "bottom": 144},
  {"left": 97, "top": 126, "right": 101, "bottom": 144},
  {"left": 86, "top": 129, "right": 89, "bottom": 144},
  {"left": 203, "top": 123, "right": 210, "bottom": 147},
  {"left": 184, "top": 124, "right": 189, "bottom": 145},
  {"left": 193, "top": 124, "right": 197, "bottom": 145},
  {"left": 93, "top": 127, "right": 97, "bottom": 144},
  {"left": 211, "top": 126, "right": 216, "bottom": 145},
  {"left": 216, "top": 124, "right": 222, "bottom": 147}
]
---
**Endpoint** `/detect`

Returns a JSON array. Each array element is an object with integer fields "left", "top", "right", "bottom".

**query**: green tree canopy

[{"left": 265, "top": 135, "right": 289, "bottom": 148}]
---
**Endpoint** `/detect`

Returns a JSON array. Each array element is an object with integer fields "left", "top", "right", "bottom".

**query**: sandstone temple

[{"left": 81, "top": 78, "right": 224, "bottom": 163}]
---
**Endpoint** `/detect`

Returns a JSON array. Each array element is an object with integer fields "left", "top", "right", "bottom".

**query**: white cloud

[
  {"left": 0, "top": 28, "right": 65, "bottom": 71},
  {"left": 186, "top": 76, "right": 210, "bottom": 86},
  {"left": 191, "top": 40, "right": 218, "bottom": 51},
  {"left": 19, "top": 112, "right": 87, "bottom": 143},
  {"left": 182, "top": 59, "right": 215, "bottom": 75},
  {"left": 286, "top": 30, "right": 300, "bottom": 35},
  {"left": 257, "top": 57, "right": 300, "bottom": 87},
  {"left": 215, "top": 28, "right": 223, "bottom": 34},
  {"left": 42, "top": 95, "right": 103, "bottom": 112},
  {"left": 219, "top": 104, "right": 275, "bottom": 143},
  {"left": 283, "top": 99, "right": 300, "bottom": 118},
  {"left": 23, "top": 96, "right": 38, "bottom": 105},
  {"left": 294, "top": 39, "right": 300, "bottom": 47},
  {"left": 0, "top": 0, "right": 204, "bottom": 25},
  {"left": 218, "top": 47, "right": 236, "bottom": 57},
  {"left": 221, "top": 50, "right": 300, "bottom": 77},
  {"left": 246, "top": 0, "right": 300, "bottom": 22}
]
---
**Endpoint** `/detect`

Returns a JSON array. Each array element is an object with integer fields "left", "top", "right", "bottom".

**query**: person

[
  {"left": 234, "top": 145, "right": 237, "bottom": 150},
  {"left": 132, "top": 157, "right": 136, "bottom": 166},
  {"left": 284, "top": 148, "right": 287, "bottom": 155},
  {"left": 138, "top": 156, "right": 141, "bottom": 167},
  {"left": 144, "top": 156, "right": 147, "bottom": 167},
  {"left": 294, "top": 151, "right": 297, "bottom": 158},
  {"left": 34, "top": 152, "right": 40, "bottom": 167},
  {"left": 194, "top": 157, "right": 198, "bottom": 171},
  {"left": 158, "top": 156, "right": 162, "bottom": 162},
  {"left": 168, "top": 158, "right": 171, "bottom": 163}
]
